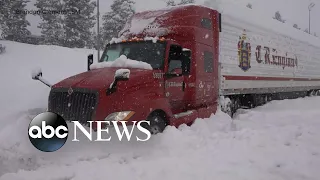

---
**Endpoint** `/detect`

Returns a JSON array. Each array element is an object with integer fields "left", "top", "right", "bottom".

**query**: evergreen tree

[
  {"left": 0, "top": 1, "right": 4, "bottom": 27},
  {"left": 0, "top": 0, "right": 31, "bottom": 42},
  {"left": 101, "top": 0, "right": 135, "bottom": 44},
  {"left": 178, "top": 0, "right": 195, "bottom": 5},
  {"left": 91, "top": 30, "right": 103, "bottom": 50},
  {"left": 0, "top": 1, "right": 4, "bottom": 39},
  {"left": 91, "top": 31, "right": 98, "bottom": 49},
  {"left": 0, "top": 28, "right": 3, "bottom": 40},
  {"left": 166, "top": 0, "right": 176, "bottom": 6},
  {"left": 35, "top": 0, "right": 64, "bottom": 46},
  {"left": 246, "top": 3, "right": 252, "bottom": 9},
  {"left": 63, "top": 0, "right": 96, "bottom": 48}
]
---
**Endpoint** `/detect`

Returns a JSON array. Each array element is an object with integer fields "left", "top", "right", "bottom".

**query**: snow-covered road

[{"left": 0, "top": 41, "right": 319, "bottom": 180}]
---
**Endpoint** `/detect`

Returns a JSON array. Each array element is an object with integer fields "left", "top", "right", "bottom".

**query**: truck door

[
  {"left": 164, "top": 44, "right": 185, "bottom": 112},
  {"left": 196, "top": 43, "right": 218, "bottom": 108}
]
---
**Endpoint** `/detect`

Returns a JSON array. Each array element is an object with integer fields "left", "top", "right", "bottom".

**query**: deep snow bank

[
  {"left": 0, "top": 40, "right": 95, "bottom": 120},
  {"left": 0, "top": 40, "right": 97, "bottom": 176},
  {"left": 1, "top": 97, "right": 320, "bottom": 180}
]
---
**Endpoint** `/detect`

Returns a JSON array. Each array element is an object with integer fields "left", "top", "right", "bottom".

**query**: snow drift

[{"left": 0, "top": 40, "right": 94, "bottom": 123}]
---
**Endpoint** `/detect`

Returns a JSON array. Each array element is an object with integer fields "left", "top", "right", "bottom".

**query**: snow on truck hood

[
  {"left": 90, "top": 55, "right": 153, "bottom": 70},
  {"left": 53, "top": 56, "right": 154, "bottom": 90},
  {"left": 53, "top": 67, "right": 154, "bottom": 90}
]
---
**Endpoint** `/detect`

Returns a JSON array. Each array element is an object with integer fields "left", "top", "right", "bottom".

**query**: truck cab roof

[{"left": 118, "top": 5, "right": 220, "bottom": 46}]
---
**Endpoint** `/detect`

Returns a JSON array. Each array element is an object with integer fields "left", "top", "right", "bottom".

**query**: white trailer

[
  {"left": 213, "top": 4, "right": 320, "bottom": 114},
  {"left": 218, "top": 5, "right": 320, "bottom": 97}
]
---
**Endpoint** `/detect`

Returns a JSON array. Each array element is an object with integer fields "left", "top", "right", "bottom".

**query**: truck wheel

[
  {"left": 143, "top": 112, "right": 167, "bottom": 135},
  {"left": 309, "top": 90, "right": 316, "bottom": 96}
]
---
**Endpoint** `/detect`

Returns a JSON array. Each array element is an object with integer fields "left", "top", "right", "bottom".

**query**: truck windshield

[{"left": 99, "top": 41, "right": 166, "bottom": 69}]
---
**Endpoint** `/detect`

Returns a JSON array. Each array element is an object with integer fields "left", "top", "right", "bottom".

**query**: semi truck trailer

[{"left": 32, "top": 5, "right": 320, "bottom": 134}]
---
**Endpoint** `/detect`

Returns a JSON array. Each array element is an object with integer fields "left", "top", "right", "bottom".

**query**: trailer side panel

[{"left": 219, "top": 14, "right": 320, "bottom": 95}]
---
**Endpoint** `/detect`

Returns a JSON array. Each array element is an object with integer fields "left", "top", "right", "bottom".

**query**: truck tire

[
  {"left": 143, "top": 112, "right": 167, "bottom": 135},
  {"left": 309, "top": 90, "right": 319, "bottom": 96}
]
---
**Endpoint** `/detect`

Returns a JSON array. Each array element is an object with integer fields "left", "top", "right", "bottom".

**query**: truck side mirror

[
  {"left": 32, "top": 68, "right": 43, "bottom": 80},
  {"left": 107, "top": 69, "right": 130, "bottom": 95},
  {"left": 87, "top": 54, "right": 93, "bottom": 71},
  {"left": 114, "top": 69, "right": 130, "bottom": 81},
  {"left": 181, "top": 49, "right": 191, "bottom": 75},
  {"left": 31, "top": 68, "right": 52, "bottom": 87}
]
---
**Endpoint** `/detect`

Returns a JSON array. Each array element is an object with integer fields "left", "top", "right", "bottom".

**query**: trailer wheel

[
  {"left": 309, "top": 90, "right": 319, "bottom": 96},
  {"left": 309, "top": 90, "right": 315, "bottom": 96},
  {"left": 142, "top": 112, "right": 167, "bottom": 135}
]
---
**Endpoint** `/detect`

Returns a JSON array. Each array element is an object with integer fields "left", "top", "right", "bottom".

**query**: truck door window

[
  {"left": 168, "top": 45, "right": 182, "bottom": 72},
  {"left": 182, "top": 50, "right": 191, "bottom": 75},
  {"left": 169, "top": 60, "right": 182, "bottom": 72},
  {"left": 204, "top": 51, "right": 213, "bottom": 73}
]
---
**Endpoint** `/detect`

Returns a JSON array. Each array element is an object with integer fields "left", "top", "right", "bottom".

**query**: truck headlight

[{"left": 104, "top": 111, "right": 135, "bottom": 121}]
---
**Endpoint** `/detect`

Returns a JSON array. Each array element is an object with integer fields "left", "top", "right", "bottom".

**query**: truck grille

[{"left": 48, "top": 88, "right": 99, "bottom": 123}]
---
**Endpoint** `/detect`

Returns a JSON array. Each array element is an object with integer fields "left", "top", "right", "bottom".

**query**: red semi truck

[{"left": 33, "top": 5, "right": 320, "bottom": 134}]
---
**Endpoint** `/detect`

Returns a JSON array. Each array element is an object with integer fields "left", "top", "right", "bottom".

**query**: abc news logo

[{"left": 28, "top": 112, "right": 151, "bottom": 152}]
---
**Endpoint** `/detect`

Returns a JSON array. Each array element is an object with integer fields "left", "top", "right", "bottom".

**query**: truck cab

[{"left": 44, "top": 5, "right": 221, "bottom": 133}]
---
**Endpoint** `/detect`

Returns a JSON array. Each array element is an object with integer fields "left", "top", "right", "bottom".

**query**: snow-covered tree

[
  {"left": 304, "top": 28, "right": 309, "bottom": 33},
  {"left": 0, "top": 1, "right": 4, "bottom": 30},
  {"left": 293, "top": 24, "right": 300, "bottom": 30},
  {"left": 273, "top": 11, "right": 285, "bottom": 23},
  {"left": 101, "top": 0, "right": 135, "bottom": 44},
  {"left": 178, "top": 0, "right": 195, "bottom": 5},
  {"left": 166, "top": 0, "right": 176, "bottom": 6},
  {"left": 63, "top": 0, "right": 96, "bottom": 48},
  {"left": 89, "top": 31, "right": 96, "bottom": 49},
  {"left": 246, "top": 3, "right": 252, "bottom": 9},
  {"left": 166, "top": 0, "right": 195, "bottom": 7},
  {"left": 0, "top": 0, "right": 31, "bottom": 42},
  {"left": 35, "top": 0, "right": 65, "bottom": 46},
  {"left": 91, "top": 30, "right": 103, "bottom": 50}
]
